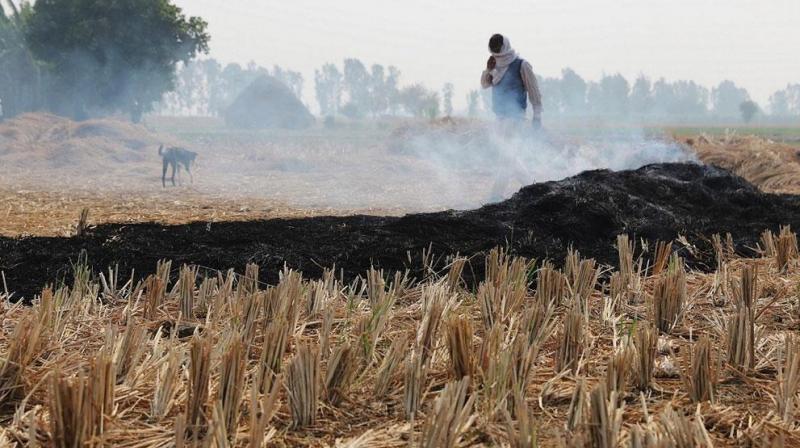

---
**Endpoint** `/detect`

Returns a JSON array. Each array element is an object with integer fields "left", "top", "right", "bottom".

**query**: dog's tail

[{"left": 158, "top": 144, "right": 164, "bottom": 156}]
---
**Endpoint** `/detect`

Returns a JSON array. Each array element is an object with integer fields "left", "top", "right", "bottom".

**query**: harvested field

[
  {"left": 690, "top": 134, "right": 800, "bottom": 195},
  {"left": 3, "top": 113, "right": 800, "bottom": 446},
  {"left": 1, "top": 224, "right": 800, "bottom": 446}
]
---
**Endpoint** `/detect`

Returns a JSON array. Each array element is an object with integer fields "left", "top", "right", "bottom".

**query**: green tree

[
  {"left": 0, "top": 0, "right": 43, "bottom": 118},
  {"left": 26, "top": 0, "right": 209, "bottom": 121},
  {"left": 739, "top": 100, "right": 758, "bottom": 123}
]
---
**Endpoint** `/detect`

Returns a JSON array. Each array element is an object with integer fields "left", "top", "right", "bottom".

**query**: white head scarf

[{"left": 489, "top": 34, "right": 518, "bottom": 86}]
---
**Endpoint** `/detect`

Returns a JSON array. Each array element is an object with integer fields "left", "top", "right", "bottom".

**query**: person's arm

[
  {"left": 521, "top": 61, "right": 543, "bottom": 125},
  {"left": 481, "top": 70, "right": 493, "bottom": 89},
  {"left": 481, "top": 56, "right": 496, "bottom": 89}
]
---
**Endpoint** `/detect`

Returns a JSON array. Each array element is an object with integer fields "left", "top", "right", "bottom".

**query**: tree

[
  {"left": 369, "top": 64, "right": 388, "bottom": 116},
  {"left": 629, "top": 75, "right": 653, "bottom": 117},
  {"left": 385, "top": 66, "right": 401, "bottom": 114},
  {"left": 590, "top": 73, "right": 629, "bottom": 116},
  {"left": 739, "top": 100, "right": 758, "bottom": 123},
  {"left": 769, "top": 84, "right": 800, "bottom": 117},
  {"left": 342, "top": 58, "right": 369, "bottom": 118},
  {"left": 560, "top": 68, "right": 586, "bottom": 115},
  {"left": 442, "top": 82, "right": 454, "bottom": 116},
  {"left": 272, "top": 65, "right": 304, "bottom": 99},
  {"left": 399, "top": 84, "right": 438, "bottom": 118},
  {"left": 539, "top": 76, "right": 562, "bottom": 116},
  {"left": 651, "top": 78, "right": 708, "bottom": 120},
  {"left": 314, "top": 63, "right": 342, "bottom": 117},
  {"left": 26, "top": 0, "right": 209, "bottom": 121},
  {"left": 711, "top": 80, "right": 750, "bottom": 119},
  {"left": 466, "top": 90, "right": 480, "bottom": 117},
  {"left": 0, "top": 0, "right": 43, "bottom": 117},
  {"left": 769, "top": 89, "right": 790, "bottom": 117}
]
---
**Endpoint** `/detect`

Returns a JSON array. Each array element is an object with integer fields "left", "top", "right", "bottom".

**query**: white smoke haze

[
  {"left": 0, "top": 114, "right": 697, "bottom": 214},
  {"left": 386, "top": 121, "right": 697, "bottom": 209}
]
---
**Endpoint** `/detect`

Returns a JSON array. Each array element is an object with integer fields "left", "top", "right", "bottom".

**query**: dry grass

[
  {"left": 652, "top": 255, "right": 687, "bottom": 334},
  {"left": 286, "top": 343, "right": 321, "bottom": 428},
  {"left": 3, "top": 232, "right": 800, "bottom": 446},
  {"left": 690, "top": 134, "right": 800, "bottom": 195}
]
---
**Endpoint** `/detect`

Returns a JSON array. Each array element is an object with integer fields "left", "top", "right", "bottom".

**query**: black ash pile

[{"left": 3, "top": 162, "right": 800, "bottom": 299}]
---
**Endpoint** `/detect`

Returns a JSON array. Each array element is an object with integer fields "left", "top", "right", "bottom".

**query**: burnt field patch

[{"left": 3, "top": 162, "right": 800, "bottom": 299}]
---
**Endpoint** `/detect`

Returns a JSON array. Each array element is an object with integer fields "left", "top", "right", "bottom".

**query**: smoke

[{"left": 392, "top": 121, "right": 697, "bottom": 208}]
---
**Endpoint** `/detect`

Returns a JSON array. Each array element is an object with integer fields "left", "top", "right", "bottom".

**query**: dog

[{"left": 158, "top": 144, "right": 197, "bottom": 187}]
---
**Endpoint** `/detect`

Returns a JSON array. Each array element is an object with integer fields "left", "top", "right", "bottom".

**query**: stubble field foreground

[{"left": 2, "top": 115, "right": 800, "bottom": 446}]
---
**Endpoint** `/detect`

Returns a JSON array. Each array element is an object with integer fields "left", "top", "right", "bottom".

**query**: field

[{"left": 2, "top": 115, "right": 800, "bottom": 447}]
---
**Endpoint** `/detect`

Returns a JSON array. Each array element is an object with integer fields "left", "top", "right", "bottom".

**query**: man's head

[{"left": 489, "top": 34, "right": 504, "bottom": 53}]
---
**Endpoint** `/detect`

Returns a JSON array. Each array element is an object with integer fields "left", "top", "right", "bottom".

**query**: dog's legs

[
  {"left": 186, "top": 162, "right": 193, "bottom": 184},
  {"left": 162, "top": 158, "right": 169, "bottom": 188},
  {"left": 171, "top": 162, "right": 177, "bottom": 186}
]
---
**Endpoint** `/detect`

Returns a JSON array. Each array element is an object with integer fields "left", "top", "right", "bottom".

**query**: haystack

[
  {"left": 223, "top": 75, "right": 313, "bottom": 130},
  {"left": 0, "top": 112, "right": 162, "bottom": 170}
]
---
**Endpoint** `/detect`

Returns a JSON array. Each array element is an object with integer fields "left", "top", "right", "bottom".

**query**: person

[{"left": 480, "top": 33, "right": 543, "bottom": 128}]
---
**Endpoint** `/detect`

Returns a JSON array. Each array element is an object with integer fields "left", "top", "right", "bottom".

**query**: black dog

[{"left": 158, "top": 144, "right": 197, "bottom": 187}]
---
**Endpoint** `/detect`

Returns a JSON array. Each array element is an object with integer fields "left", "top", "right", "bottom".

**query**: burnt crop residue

[{"left": 3, "top": 162, "right": 800, "bottom": 299}]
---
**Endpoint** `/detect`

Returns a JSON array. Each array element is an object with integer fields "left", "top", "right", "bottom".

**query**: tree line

[
  {"left": 2, "top": 1, "right": 798, "bottom": 123},
  {"left": 163, "top": 58, "right": 799, "bottom": 124},
  {"left": 0, "top": 0, "right": 208, "bottom": 122},
  {"left": 523, "top": 69, "right": 800, "bottom": 123}
]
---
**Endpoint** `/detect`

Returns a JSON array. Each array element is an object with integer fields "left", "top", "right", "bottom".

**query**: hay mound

[
  {"left": 223, "top": 75, "right": 314, "bottom": 130},
  {"left": 0, "top": 113, "right": 162, "bottom": 170},
  {"left": 689, "top": 134, "right": 800, "bottom": 194}
]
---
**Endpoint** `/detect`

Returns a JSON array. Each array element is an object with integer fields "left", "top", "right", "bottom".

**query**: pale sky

[{"left": 174, "top": 0, "right": 800, "bottom": 109}]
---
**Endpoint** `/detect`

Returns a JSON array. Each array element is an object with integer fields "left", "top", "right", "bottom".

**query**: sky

[{"left": 174, "top": 0, "right": 800, "bottom": 110}]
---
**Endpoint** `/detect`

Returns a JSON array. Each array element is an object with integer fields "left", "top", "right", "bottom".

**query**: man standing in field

[
  {"left": 481, "top": 33, "right": 543, "bottom": 128},
  {"left": 481, "top": 33, "right": 544, "bottom": 202}
]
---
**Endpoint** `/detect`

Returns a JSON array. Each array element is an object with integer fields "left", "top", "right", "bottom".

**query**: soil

[{"left": 3, "top": 162, "right": 800, "bottom": 300}]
